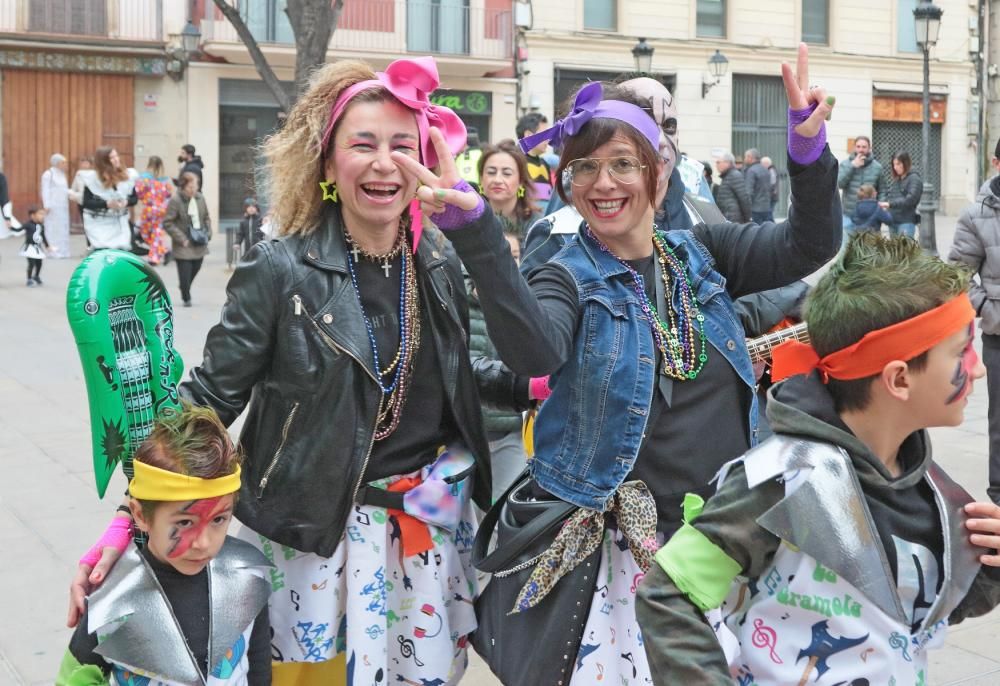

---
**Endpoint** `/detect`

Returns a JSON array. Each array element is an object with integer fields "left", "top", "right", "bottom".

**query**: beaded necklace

[
  {"left": 344, "top": 226, "right": 421, "bottom": 440},
  {"left": 586, "top": 226, "right": 708, "bottom": 380}
]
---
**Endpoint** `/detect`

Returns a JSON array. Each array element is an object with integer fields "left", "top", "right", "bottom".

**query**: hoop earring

[
  {"left": 516, "top": 186, "right": 525, "bottom": 199},
  {"left": 319, "top": 181, "right": 338, "bottom": 203}
]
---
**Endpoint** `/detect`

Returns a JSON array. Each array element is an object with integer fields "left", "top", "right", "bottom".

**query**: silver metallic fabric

[
  {"left": 88, "top": 536, "right": 272, "bottom": 685},
  {"left": 745, "top": 435, "right": 980, "bottom": 630}
]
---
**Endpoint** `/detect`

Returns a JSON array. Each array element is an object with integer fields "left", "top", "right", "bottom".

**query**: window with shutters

[
  {"left": 802, "top": 0, "right": 828, "bottom": 45},
  {"left": 29, "top": 0, "right": 106, "bottom": 36},
  {"left": 584, "top": 0, "right": 616, "bottom": 31},
  {"left": 697, "top": 0, "right": 726, "bottom": 38}
]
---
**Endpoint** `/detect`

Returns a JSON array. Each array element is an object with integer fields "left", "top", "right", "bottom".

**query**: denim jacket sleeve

[{"left": 693, "top": 146, "right": 841, "bottom": 299}]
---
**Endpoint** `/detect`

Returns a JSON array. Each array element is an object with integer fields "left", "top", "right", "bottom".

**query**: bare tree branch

[
  {"left": 210, "top": 0, "right": 291, "bottom": 111},
  {"left": 285, "top": 0, "right": 343, "bottom": 98}
]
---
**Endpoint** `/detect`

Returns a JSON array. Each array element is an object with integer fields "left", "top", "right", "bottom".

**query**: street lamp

[
  {"left": 914, "top": 0, "right": 943, "bottom": 254},
  {"left": 166, "top": 2, "right": 202, "bottom": 81},
  {"left": 702, "top": 49, "right": 729, "bottom": 98},
  {"left": 180, "top": 19, "right": 201, "bottom": 56},
  {"left": 632, "top": 38, "right": 654, "bottom": 75}
]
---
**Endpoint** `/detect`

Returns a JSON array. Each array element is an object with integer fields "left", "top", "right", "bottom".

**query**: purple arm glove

[
  {"left": 429, "top": 179, "right": 486, "bottom": 231},
  {"left": 787, "top": 102, "right": 827, "bottom": 166}
]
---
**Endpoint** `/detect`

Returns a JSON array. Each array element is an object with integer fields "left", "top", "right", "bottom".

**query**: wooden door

[{"left": 1, "top": 70, "right": 134, "bottom": 223}]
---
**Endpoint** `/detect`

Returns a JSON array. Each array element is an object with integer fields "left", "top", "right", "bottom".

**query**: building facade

[
  {"left": 519, "top": 0, "right": 982, "bottom": 214},
  {"left": 0, "top": 0, "right": 519, "bottom": 228}
]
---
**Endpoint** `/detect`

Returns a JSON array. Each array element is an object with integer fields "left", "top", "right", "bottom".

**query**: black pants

[
  {"left": 175, "top": 257, "right": 203, "bottom": 303},
  {"left": 26, "top": 258, "right": 41, "bottom": 280},
  {"left": 984, "top": 334, "right": 1000, "bottom": 504}
]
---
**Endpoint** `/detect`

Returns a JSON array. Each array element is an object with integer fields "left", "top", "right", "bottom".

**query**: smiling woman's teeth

[
  {"left": 362, "top": 183, "right": 399, "bottom": 197},
  {"left": 593, "top": 199, "right": 625, "bottom": 214}
]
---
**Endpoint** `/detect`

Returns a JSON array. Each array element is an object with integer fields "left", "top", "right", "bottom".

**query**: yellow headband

[{"left": 129, "top": 461, "right": 241, "bottom": 501}]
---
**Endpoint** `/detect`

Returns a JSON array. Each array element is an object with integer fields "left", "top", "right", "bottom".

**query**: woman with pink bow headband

[{"left": 67, "top": 56, "right": 553, "bottom": 684}]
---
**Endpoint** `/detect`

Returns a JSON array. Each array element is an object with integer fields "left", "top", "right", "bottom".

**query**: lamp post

[
  {"left": 702, "top": 49, "right": 729, "bottom": 98},
  {"left": 914, "top": 0, "right": 943, "bottom": 254},
  {"left": 632, "top": 37, "right": 654, "bottom": 75}
]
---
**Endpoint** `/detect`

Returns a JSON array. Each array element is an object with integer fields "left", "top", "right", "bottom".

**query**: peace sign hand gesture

[
  {"left": 391, "top": 127, "right": 485, "bottom": 230},
  {"left": 782, "top": 42, "right": 835, "bottom": 138}
]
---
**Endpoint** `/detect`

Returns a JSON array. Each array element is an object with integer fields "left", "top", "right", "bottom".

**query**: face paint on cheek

[
  {"left": 947, "top": 326, "right": 978, "bottom": 404},
  {"left": 166, "top": 497, "right": 223, "bottom": 558}
]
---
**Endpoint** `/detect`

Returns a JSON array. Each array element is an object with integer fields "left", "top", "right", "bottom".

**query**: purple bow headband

[
  {"left": 320, "top": 56, "right": 466, "bottom": 169},
  {"left": 518, "top": 82, "right": 660, "bottom": 155}
]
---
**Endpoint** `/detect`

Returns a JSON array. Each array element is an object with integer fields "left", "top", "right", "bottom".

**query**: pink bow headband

[{"left": 320, "top": 56, "right": 467, "bottom": 170}]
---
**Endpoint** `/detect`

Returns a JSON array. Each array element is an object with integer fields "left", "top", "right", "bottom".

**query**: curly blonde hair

[{"left": 261, "top": 60, "right": 400, "bottom": 236}]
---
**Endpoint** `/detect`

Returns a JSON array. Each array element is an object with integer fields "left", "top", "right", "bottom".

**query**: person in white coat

[
  {"left": 41, "top": 153, "right": 71, "bottom": 258},
  {"left": 79, "top": 147, "right": 138, "bottom": 251}
]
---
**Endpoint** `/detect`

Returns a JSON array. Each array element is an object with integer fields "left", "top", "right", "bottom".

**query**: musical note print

[
  {"left": 311, "top": 579, "right": 328, "bottom": 591},
  {"left": 630, "top": 573, "right": 644, "bottom": 594},
  {"left": 860, "top": 647, "right": 875, "bottom": 662},
  {"left": 398, "top": 635, "right": 426, "bottom": 667},
  {"left": 751, "top": 618, "right": 783, "bottom": 664},
  {"left": 290, "top": 589, "right": 300, "bottom": 611},
  {"left": 611, "top": 628, "right": 616, "bottom": 645},
  {"left": 596, "top": 662, "right": 605, "bottom": 681},
  {"left": 354, "top": 506, "right": 371, "bottom": 526},
  {"left": 889, "top": 631, "right": 912, "bottom": 662}
]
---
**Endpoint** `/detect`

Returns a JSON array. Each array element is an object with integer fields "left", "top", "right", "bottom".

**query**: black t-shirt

[
  {"left": 622, "top": 256, "right": 750, "bottom": 535},
  {"left": 527, "top": 256, "right": 750, "bottom": 535},
  {"left": 350, "top": 253, "right": 457, "bottom": 480},
  {"left": 69, "top": 545, "right": 271, "bottom": 682}
]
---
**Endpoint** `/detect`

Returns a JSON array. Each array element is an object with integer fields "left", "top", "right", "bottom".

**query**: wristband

[
  {"left": 529, "top": 376, "right": 552, "bottom": 402},
  {"left": 430, "top": 180, "right": 485, "bottom": 231},
  {"left": 79, "top": 516, "right": 132, "bottom": 568},
  {"left": 787, "top": 102, "right": 826, "bottom": 166}
]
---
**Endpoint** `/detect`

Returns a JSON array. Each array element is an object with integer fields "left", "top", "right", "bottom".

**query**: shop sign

[{"left": 429, "top": 90, "right": 492, "bottom": 115}]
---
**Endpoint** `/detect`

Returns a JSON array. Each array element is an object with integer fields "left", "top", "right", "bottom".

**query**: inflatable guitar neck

[{"left": 66, "top": 250, "right": 184, "bottom": 497}]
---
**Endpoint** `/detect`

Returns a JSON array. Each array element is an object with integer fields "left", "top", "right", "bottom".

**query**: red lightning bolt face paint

[
  {"left": 166, "top": 497, "right": 224, "bottom": 559},
  {"left": 946, "top": 323, "right": 979, "bottom": 405}
]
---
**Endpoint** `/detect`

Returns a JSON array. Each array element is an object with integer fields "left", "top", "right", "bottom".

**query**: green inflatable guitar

[{"left": 66, "top": 250, "right": 184, "bottom": 498}]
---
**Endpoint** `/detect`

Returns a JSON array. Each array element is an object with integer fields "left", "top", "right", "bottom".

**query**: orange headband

[{"left": 771, "top": 295, "right": 975, "bottom": 383}]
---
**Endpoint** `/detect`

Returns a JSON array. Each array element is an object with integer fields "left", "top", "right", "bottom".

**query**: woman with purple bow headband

[
  {"left": 67, "top": 56, "right": 550, "bottom": 685},
  {"left": 453, "top": 44, "right": 841, "bottom": 684}
]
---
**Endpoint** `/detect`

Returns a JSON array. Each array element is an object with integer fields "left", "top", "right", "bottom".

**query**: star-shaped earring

[{"left": 319, "top": 180, "right": 338, "bottom": 203}]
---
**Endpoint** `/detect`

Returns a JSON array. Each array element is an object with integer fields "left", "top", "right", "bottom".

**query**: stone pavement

[{"left": 1, "top": 218, "right": 1000, "bottom": 685}]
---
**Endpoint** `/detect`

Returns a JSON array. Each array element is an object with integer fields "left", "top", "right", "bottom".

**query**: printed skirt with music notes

[{"left": 237, "top": 452, "right": 479, "bottom": 686}]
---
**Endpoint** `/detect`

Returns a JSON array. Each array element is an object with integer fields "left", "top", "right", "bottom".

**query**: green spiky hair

[{"left": 804, "top": 233, "right": 971, "bottom": 411}]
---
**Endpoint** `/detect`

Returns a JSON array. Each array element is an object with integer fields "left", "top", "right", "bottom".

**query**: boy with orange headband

[
  {"left": 57, "top": 404, "right": 273, "bottom": 685},
  {"left": 636, "top": 234, "right": 1000, "bottom": 684}
]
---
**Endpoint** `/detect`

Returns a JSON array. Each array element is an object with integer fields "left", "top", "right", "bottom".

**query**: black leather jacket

[{"left": 181, "top": 206, "right": 503, "bottom": 557}]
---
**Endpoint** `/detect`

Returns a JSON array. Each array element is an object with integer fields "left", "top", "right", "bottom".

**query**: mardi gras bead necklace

[
  {"left": 345, "top": 226, "right": 421, "bottom": 439},
  {"left": 586, "top": 226, "right": 708, "bottom": 380}
]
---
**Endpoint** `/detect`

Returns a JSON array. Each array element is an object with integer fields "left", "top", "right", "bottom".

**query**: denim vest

[{"left": 530, "top": 228, "right": 759, "bottom": 511}]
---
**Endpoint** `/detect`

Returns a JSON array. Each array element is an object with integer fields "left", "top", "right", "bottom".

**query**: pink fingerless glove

[
  {"left": 529, "top": 376, "right": 552, "bottom": 402},
  {"left": 429, "top": 180, "right": 485, "bottom": 231},
  {"left": 79, "top": 516, "right": 132, "bottom": 568}
]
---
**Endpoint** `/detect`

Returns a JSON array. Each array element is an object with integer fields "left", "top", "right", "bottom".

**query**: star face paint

[{"left": 946, "top": 323, "right": 979, "bottom": 405}]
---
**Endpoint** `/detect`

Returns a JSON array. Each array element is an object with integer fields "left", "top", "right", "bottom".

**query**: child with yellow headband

[
  {"left": 57, "top": 404, "right": 273, "bottom": 685},
  {"left": 636, "top": 234, "right": 1000, "bottom": 684}
]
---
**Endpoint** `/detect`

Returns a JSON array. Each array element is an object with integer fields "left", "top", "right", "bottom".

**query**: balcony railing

[
  {"left": 201, "top": 0, "right": 512, "bottom": 61},
  {"left": 2, "top": 0, "right": 163, "bottom": 42}
]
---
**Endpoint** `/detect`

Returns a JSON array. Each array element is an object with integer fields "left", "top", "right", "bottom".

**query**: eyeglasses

[{"left": 565, "top": 156, "right": 646, "bottom": 186}]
